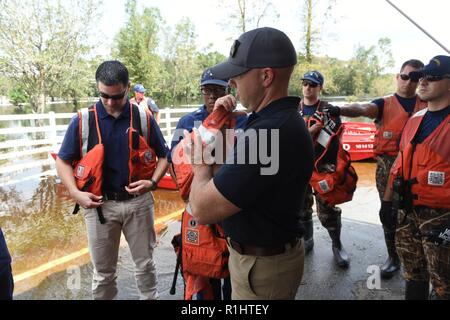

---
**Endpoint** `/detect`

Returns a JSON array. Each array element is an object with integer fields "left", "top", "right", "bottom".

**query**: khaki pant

[
  {"left": 228, "top": 238, "right": 304, "bottom": 300},
  {"left": 83, "top": 192, "right": 158, "bottom": 300}
]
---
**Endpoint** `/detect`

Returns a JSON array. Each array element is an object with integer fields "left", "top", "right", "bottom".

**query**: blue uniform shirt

[
  {"left": 58, "top": 100, "right": 169, "bottom": 192},
  {"left": 413, "top": 105, "right": 450, "bottom": 144},
  {"left": 168, "top": 105, "right": 248, "bottom": 163}
]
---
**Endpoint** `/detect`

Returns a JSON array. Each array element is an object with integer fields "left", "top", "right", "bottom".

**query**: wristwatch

[{"left": 150, "top": 179, "right": 158, "bottom": 191}]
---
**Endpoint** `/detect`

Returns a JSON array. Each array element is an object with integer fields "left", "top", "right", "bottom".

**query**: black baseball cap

[
  {"left": 409, "top": 55, "right": 450, "bottom": 81},
  {"left": 210, "top": 27, "right": 297, "bottom": 79}
]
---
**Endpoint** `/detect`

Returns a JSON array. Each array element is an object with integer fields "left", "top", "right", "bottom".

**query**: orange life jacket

[
  {"left": 390, "top": 109, "right": 450, "bottom": 209},
  {"left": 72, "top": 103, "right": 157, "bottom": 196},
  {"left": 171, "top": 108, "right": 236, "bottom": 300},
  {"left": 374, "top": 95, "right": 427, "bottom": 156},
  {"left": 171, "top": 107, "right": 237, "bottom": 200},
  {"left": 181, "top": 207, "right": 229, "bottom": 300},
  {"left": 300, "top": 100, "right": 358, "bottom": 205}
]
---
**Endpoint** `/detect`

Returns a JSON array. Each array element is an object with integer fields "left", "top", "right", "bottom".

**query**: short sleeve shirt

[
  {"left": 372, "top": 94, "right": 419, "bottom": 121},
  {"left": 213, "top": 97, "right": 314, "bottom": 246},
  {"left": 58, "top": 100, "right": 169, "bottom": 192}
]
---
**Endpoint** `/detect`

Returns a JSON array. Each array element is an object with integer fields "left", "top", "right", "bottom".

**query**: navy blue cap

[
  {"left": 210, "top": 27, "right": 297, "bottom": 79},
  {"left": 200, "top": 68, "right": 228, "bottom": 87},
  {"left": 410, "top": 55, "right": 450, "bottom": 81},
  {"left": 133, "top": 84, "right": 146, "bottom": 93},
  {"left": 301, "top": 70, "right": 324, "bottom": 86}
]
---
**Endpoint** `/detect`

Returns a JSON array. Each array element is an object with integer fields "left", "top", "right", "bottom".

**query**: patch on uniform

[
  {"left": 428, "top": 171, "right": 445, "bottom": 186},
  {"left": 76, "top": 165, "right": 85, "bottom": 178},
  {"left": 186, "top": 229, "right": 199, "bottom": 245},
  {"left": 319, "top": 180, "right": 330, "bottom": 193},
  {"left": 383, "top": 131, "right": 393, "bottom": 139},
  {"left": 144, "top": 151, "right": 153, "bottom": 163}
]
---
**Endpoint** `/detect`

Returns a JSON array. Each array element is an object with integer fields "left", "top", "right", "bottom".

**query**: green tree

[
  {"left": 113, "top": 0, "right": 166, "bottom": 100},
  {"left": 162, "top": 18, "right": 200, "bottom": 105},
  {"left": 300, "top": 0, "right": 337, "bottom": 63},
  {"left": 0, "top": 0, "right": 102, "bottom": 113},
  {"left": 196, "top": 45, "right": 227, "bottom": 72}
]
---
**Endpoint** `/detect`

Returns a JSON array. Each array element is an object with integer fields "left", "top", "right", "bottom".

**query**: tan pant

[
  {"left": 228, "top": 238, "right": 304, "bottom": 300},
  {"left": 83, "top": 192, "right": 158, "bottom": 300}
]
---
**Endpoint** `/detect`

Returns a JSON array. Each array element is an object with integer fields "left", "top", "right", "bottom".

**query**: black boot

[
  {"left": 329, "top": 229, "right": 350, "bottom": 268},
  {"left": 380, "top": 230, "right": 400, "bottom": 279},
  {"left": 405, "top": 280, "right": 429, "bottom": 300},
  {"left": 303, "top": 219, "right": 314, "bottom": 253}
]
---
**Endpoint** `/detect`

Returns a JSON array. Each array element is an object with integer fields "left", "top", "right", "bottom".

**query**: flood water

[{"left": 1, "top": 161, "right": 376, "bottom": 283}]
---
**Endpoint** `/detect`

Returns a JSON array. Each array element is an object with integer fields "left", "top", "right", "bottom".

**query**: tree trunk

[{"left": 305, "top": 0, "right": 313, "bottom": 63}]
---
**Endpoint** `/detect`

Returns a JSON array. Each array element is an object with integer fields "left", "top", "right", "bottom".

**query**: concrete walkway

[{"left": 15, "top": 186, "right": 405, "bottom": 300}]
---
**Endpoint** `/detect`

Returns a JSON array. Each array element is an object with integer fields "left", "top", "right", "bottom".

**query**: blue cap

[
  {"left": 133, "top": 84, "right": 146, "bottom": 93},
  {"left": 410, "top": 55, "right": 450, "bottom": 81},
  {"left": 301, "top": 70, "right": 324, "bottom": 86},
  {"left": 200, "top": 68, "right": 229, "bottom": 87}
]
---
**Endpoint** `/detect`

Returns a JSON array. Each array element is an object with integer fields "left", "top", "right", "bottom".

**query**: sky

[{"left": 98, "top": 0, "right": 449, "bottom": 73}]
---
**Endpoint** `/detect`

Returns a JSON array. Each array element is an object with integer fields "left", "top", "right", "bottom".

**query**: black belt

[
  {"left": 103, "top": 191, "right": 141, "bottom": 201},
  {"left": 229, "top": 238, "right": 300, "bottom": 257}
]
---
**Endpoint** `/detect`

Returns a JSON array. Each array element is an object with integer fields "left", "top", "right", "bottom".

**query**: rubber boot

[
  {"left": 303, "top": 219, "right": 314, "bottom": 253},
  {"left": 329, "top": 229, "right": 350, "bottom": 268},
  {"left": 380, "top": 229, "right": 400, "bottom": 279},
  {"left": 405, "top": 280, "right": 429, "bottom": 300}
]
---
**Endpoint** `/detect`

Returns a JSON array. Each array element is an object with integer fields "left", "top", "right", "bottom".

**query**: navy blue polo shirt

[
  {"left": 58, "top": 100, "right": 169, "bottom": 193},
  {"left": 413, "top": 105, "right": 450, "bottom": 144},
  {"left": 372, "top": 94, "right": 419, "bottom": 121},
  {"left": 213, "top": 97, "right": 314, "bottom": 246},
  {"left": 169, "top": 105, "right": 248, "bottom": 163}
]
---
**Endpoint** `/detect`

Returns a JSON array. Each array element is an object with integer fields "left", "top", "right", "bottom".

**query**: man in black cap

[
  {"left": 298, "top": 70, "right": 350, "bottom": 268},
  {"left": 187, "top": 27, "right": 313, "bottom": 299},
  {"left": 383, "top": 55, "right": 450, "bottom": 300}
]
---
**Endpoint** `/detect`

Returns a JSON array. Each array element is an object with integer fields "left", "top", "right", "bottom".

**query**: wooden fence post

[{"left": 48, "top": 111, "right": 57, "bottom": 152}]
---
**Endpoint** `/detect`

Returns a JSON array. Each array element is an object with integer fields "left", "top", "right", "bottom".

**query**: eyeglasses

[
  {"left": 200, "top": 87, "right": 227, "bottom": 96},
  {"left": 399, "top": 74, "right": 418, "bottom": 82},
  {"left": 420, "top": 74, "right": 450, "bottom": 82},
  {"left": 99, "top": 89, "right": 128, "bottom": 100},
  {"left": 302, "top": 81, "right": 319, "bottom": 88}
]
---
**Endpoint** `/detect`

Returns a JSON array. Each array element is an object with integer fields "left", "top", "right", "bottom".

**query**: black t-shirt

[
  {"left": 372, "top": 94, "right": 419, "bottom": 121},
  {"left": 213, "top": 97, "right": 314, "bottom": 246}
]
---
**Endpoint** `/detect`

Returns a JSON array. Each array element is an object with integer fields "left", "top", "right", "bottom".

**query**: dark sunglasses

[
  {"left": 420, "top": 74, "right": 450, "bottom": 82},
  {"left": 302, "top": 81, "right": 319, "bottom": 88},
  {"left": 99, "top": 89, "right": 128, "bottom": 100},
  {"left": 399, "top": 73, "right": 418, "bottom": 82}
]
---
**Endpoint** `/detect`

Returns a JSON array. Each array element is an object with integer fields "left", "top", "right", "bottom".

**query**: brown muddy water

[{"left": 0, "top": 160, "right": 376, "bottom": 294}]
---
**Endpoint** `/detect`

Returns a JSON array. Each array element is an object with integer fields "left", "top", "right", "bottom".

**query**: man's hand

[
  {"left": 125, "top": 180, "right": 154, "bottom": 195},
  {"left": 71, "top": 190, "right": 103, "bottom": 209},
  {"left": 213, "top": 94, "right": 237, "bottom": 112},
  {"left": 323, "top": 105, "right": 341, "bottom": 117},
  {"left": 309, "top": 123, "right": 323, "bottom": 139}
]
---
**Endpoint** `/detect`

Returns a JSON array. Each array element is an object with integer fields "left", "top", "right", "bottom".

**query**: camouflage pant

[
  {"left": 300, "top": 185, "right": 342, "bottom": 232},
  {"left": 375, "top": 154, "right": 397, "bottom": 202},
  {"left": 396, "top": 207, "right": 450, "bottom": 299}
]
